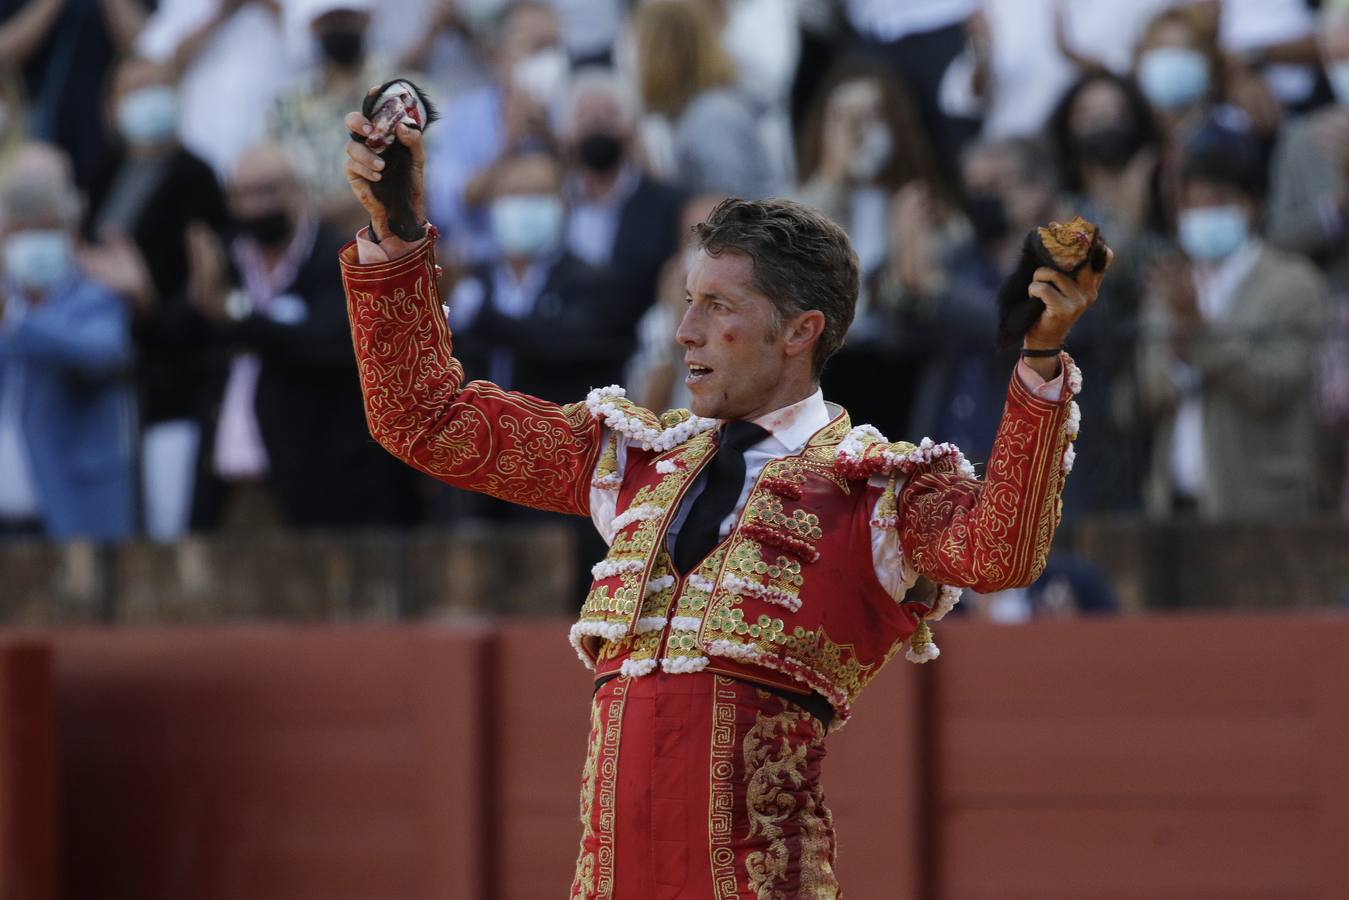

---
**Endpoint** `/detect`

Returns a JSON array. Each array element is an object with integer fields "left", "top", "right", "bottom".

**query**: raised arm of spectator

[
  {"left": 0, "top": 0, "right": 64, "bottom": 65},
  {"left": 339, "top": 109, "right": 605, "bottom": 515}
]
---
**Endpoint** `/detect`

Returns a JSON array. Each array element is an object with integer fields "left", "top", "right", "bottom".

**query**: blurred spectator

[
  {"left": 861, "top": 137, "right": 1056, "bottom": 454},
  {"left": 1133, "top": 6, "right": 1282, "bottom": 142},
  {"left": 425, "top": 0, "right": 565, "bottom": 265},
  {"left": 842, "top": 0, "right": 978, "bottom": 170},
  {"left": 394, "top": 0, "right": 493, "bottom": 99},
  {"left": 267, "top": 0, "right": 389, "bottom": 234},
  {"left": 0, "top": 0, "right": 150, "bottom": 188},
  {"left": 1138, "top": 122, "right": 1327, "bottom": 519},
  {"left": 559, "top": 68, "right": 685, "bottom": 332},
  {"left": 625, "top": 192, "right": 724, "bottom": 413},
  {"left": 84, "top": 56, "right": 232, "bottom": 540},
  {"left": 631, "top": 0, "right": 776, "bottom": 199},
  {"left": 187, "top": 145, "right": 416, "bottom": 530},
  {"left": 448, "top": 149, "right": 627, "bottom": 405},
  {"left": 1269, "top": 6, "right": 1349, "bottom": 294},
  {"left": 796, "top": 57, "right": 940, "bottom": 278},
  {"left": 0, "top": 144, "right": 137, "bottom": 541},
  {"left": 1268, "top": 7, "right": 1349, "bottom": 509},
  {"left": 443, "top": 147, "right": 625, "bottom": 603},
  {"left": 1048, "top": 71, "right": 1163, "bottom": 255},
  {"left": 983, "top": 0, "right": 1173, "bottom": 139},
  {"left": 1045, "top": 70, "right": 1167, "bottom": 514},
  {"left": 136, "top": 0, "right": 289, "bottom": 179},
  {"left": 704, "top": 0, "right": 801, "bottom": 185},
  {"left": 0, "top": 68, "right": 25, "bottom": 175},
  {"left": 1218, "top": 0, "right": 1319, "bottom": 113}
]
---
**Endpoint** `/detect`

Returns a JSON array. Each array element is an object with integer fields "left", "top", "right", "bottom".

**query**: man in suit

[
  {"left": 187, "top": 143, "right": 417, "bottom": 530},
  {"left": 0, "top": 144, "right": 137, "bottom": 541},
  {"left": 559, "top": 68, "right": 686, "bottom": 332},
  {"left": 1140, "top": 122, "right": 1327, "bottom": 518}
]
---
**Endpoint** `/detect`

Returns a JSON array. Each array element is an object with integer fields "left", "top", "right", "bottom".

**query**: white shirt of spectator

[
  {"left": 845, "top": 0, "right": 976, "bottom": 42},
  {"left": 565, "top": 164, "right": 640, "bottom": 268},
  {"left": 212, "top": 216, "right": 317, "bottom": 482},
  {"left": 447, "top": 259, "right": 553, "bottom": 389},
  {"left": 1168, "top": 239, "right": 1262, "bottom": 500},
  {"left": 137, "top": 0, "right": 290, "bottom": 179}
]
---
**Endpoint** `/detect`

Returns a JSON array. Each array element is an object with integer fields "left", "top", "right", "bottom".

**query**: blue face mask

[
  {"left": 1178, "top": 204, "right": 1248, "bottom": 262},
  {"left": 490, "top": 194, "right": 563, "bottom": 258},
  {"left": 117, "top": 85, "right": 180, "bottom": 147},
  {"left": 1137, "top": 47, "right": 1209, "bottom": 110},
  {"left": 3, "top": 229, "right": 75, "bottom": 294}
]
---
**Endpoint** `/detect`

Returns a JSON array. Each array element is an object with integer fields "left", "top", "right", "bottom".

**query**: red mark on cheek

[{"left": 721, "top": 332, "right": 735, "bottom": 343}]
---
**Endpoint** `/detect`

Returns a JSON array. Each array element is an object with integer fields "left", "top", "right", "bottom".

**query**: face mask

[
  {"left": 3, "top": 229, "right": 74, "bottom": 294},
  {"left": 117, "top": 85, "right": 179, "bottom": 147},
  {"left": 965, "top": 192, "right": 1009, "bottom": 243},
  {"left": 1329, "top": 60, "right": 1349, "bottom": 107},
  {"left": 235, "top": 209, "right": 293, "bottom": 247},
  {"left": 577, "top": 132, "right": 624, "bottom": 173},
  {"left": 849, "top": 122, "right": 893, "bottom": 181},
  {"left": 514, "top": 48, "right": 570, "bottom": 108},
  {"left": 1178, "top": 204, "right": 1248, "bottom": 261},
  {"left": 319, "top": 27, "right": 365, "bottom": 67},
  {"left": 490, "top": 194, "right": 563, "bottom": 257},
  {"left": 1137, "top": 47, "right": 1209, "bottom": 111},
  {"left": 1072, "top": 126, "right": 1142, "bottom": 170}
]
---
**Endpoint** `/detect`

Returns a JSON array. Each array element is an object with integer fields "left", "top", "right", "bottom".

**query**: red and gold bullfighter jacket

[{"left": 340, "top": 232, "right": 1082, "bottom": 729}]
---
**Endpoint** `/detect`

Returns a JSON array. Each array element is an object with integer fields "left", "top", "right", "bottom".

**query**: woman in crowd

[
  {"left": 795, "top": 57, "right": 942, "bottom": 280},
  {"left": 630, "top": 0, "right": 775, "bottom": 199}
]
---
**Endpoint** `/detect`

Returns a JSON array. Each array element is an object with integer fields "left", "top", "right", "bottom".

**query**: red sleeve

[
  {"left": 339, "top": 233, "right": 602, "bottom": 515},
  {"left": 897, "top": 355, "right": 1074, "bottom": 592}
]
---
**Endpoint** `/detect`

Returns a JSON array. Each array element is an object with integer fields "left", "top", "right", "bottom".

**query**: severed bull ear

[
  {"left": 350, "top": 79, "right": 439, "bottom": 241},
  {"left": 995, "top": 215, "right": 1108, "bottom": 350}
]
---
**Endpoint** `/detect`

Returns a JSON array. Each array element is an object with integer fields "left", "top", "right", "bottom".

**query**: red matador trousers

[{"left": 570, "top": 672, "right": 840, "bottom": 899}]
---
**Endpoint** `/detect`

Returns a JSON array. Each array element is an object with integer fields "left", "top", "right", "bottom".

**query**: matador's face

[{"left": 676, "top": 249, "right": 810, "bottom": 422}]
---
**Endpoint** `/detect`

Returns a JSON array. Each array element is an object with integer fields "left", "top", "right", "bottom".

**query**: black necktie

[{"left": 672, "top": 421, "right": 769, "bottom": 573}]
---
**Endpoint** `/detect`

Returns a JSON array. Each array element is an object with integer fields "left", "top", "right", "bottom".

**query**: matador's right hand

[{"left": 344, "top": 92, "right": 427, "bottom": 241}]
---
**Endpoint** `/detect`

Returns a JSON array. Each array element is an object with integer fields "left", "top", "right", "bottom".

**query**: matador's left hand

[{"left": 1023, "top": 245, "right": 1114, "bottom": 351}]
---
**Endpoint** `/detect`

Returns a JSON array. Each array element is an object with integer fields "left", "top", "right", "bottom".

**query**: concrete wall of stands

[{"left": 3, "top": 615, "right": 1348, "bottom": 899}]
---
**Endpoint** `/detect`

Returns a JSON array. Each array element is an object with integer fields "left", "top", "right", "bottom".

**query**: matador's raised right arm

[{"left": 339, "top": 232, "right": 603, "bottom": 515}]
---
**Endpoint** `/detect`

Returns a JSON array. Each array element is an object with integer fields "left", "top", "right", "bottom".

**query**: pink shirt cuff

[
  {"left": 1015, "top": 358, "right": 1064, "bottom": 403},
  {"left": 354, "top": 225, "right": 427, "bottom": 264}
]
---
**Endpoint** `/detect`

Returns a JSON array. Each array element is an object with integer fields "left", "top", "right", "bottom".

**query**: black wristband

[{"left": 1020, "top": 346, "right": 1063, "bottom": 358}]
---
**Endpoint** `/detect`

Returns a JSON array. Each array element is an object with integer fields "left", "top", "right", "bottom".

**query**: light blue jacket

[{"left": 0, "top": 274, "right": 136, "bottom": 541}]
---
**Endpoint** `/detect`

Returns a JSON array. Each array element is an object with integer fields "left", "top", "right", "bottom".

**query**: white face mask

[
  {"left": 1178, "top": 204, "right": 1248, "bottom": 262},
  {"left": 849, "top": 121, "right": 893, "bottom": 181},
  {"left": 490, "top": 194, "right": 564, "bottom": 257},
  {"left": 3, "top": 229, "right": 75, "bottom": 294},
  {"left": 1329, "top": 60, "right": 1349, "bottom": 107},
  {"left": 514, "top": 47, "right": 570, "bottom": 109},
  {"left": 117, "top": 85, "right": 180, "bottom": 147},
  {"left": 1137, "top": 46, "right": 1210, "bottom": 110}
]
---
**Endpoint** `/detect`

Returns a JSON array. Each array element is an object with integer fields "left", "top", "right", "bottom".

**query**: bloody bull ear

[
  {"left": 995, "top": 215, "right": 1108, "bottom": 350},
  {"left": 350, "top": 79, "right": 439, "bottom": 242}
]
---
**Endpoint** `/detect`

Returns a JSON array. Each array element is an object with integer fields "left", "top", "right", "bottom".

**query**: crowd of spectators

[{"left": 2, "top": 0, "right": 1347, "bottom": 569}]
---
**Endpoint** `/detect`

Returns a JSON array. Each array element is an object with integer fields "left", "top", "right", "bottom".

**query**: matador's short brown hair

[{"left": 693, "top": 198, "right": 858, "bottom": 380}]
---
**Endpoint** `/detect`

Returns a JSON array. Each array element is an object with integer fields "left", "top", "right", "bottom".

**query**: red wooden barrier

[
  {"left": 930, "top": 615, "right": 1349, "bottom": 900},
  {"left": 52, "top": 627, "right": 490, "bottom": 900},
  {"left": 0, "top": 641, "right": 55, "bottom": 900},
  {"left": 26, "top": 615, "right": 1349, "bottom": 899}
]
